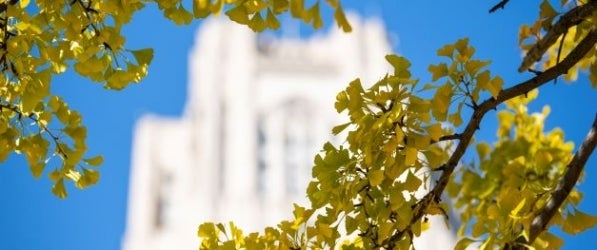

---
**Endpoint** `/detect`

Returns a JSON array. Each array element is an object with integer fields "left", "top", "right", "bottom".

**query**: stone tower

[{"left": 122, "top": 16, "right": 456, "bottom": 250}]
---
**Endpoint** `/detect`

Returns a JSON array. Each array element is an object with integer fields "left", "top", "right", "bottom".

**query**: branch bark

[
  {"left": 385, "top": 28, "right": 597, "bottom": 248},
  {"left": 489, "top": 0, "right": 510, "bottom": 13},
  {"left": 518, "top": 1, "right": 597, "bottom": 72},
  {"left": 508, "top": 114, "right": 597, "bottom": 249}
]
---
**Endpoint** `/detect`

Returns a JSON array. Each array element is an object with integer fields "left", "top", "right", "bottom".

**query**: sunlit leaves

[
  {"left": 333, "top": 4, "right": 351, "bottom": 32},
  {"left": 1, "top": 0, "right": 352, "bottom": 199},
  {"left": 447, "top": 90, "right": 592, "bottom": 248},
  {"left": 562, "top": 208, "right": 597, "bottom": 235}
]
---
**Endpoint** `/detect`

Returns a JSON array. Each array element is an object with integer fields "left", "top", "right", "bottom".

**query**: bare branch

[
  {"left": 508, "top": 114, "right": 597, "bottom": 249},
  {"left": 489, "top": 0, "right": 510, "bottom": 13},
  {"left": 384, "top": 28, "right": 597, "bottom": 248},
  {"left": 430, "top": 133, "right": 461, "bottom": 145},
  {"left": 518, "top": 1, "right": 597, "bottom": 72}
]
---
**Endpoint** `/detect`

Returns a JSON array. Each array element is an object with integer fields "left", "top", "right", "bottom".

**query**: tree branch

[
  {"left": 0, "top": 102, "right": 68, "bottom": 159},
  {"left": 489, "top": 0, "right": 510, "bottom": 13},
  {"left": 518, "top": 1, "right": 597, "bottom": 72},
  {"left": 508, "top": 114, "right": 597, "bottom": 249},
  {"left": 384, "top": 28, "right": 597, "bottom": 248}
]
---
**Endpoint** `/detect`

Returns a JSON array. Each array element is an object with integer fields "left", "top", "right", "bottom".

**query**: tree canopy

[{"left": 0, "top": 0, "right": 595, "bottom": 249}]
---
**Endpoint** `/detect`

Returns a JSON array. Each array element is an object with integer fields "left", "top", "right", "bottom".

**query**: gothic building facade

[{"left": 122, "top": 16, "right": 456, "bottom": 250}]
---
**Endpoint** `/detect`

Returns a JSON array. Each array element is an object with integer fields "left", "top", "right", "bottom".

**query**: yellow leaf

[
  {"left": 331, "top": 122, "right": 350, "bottom": 135},
  {"left": 386, "top": 54, "right": 411, "bottom": 78},
  {"left": 345, "top": 215, "right": 357, "bottom": 234},
  {"left": 244, "top": 0, "right": 268, "bottom": 13},
  {"left": 266, "top": 8, "right": 281, "bottom": 29},
  {"left": 84, "top": 155, "right": 104, "bottom": 166},
  {"left": 404, "top": 147, "right": 418, "bottom": 166},
  {"left": 76, "top": 168, "right": 100, "bottom": 189},
  {"left": 437, "top": 44, "right": 455, "bottom": 58},
  {"left": 318, "top": 222, "right": 333, "bottom": 238},
  {"left": 488, "top": 76, "right": 503, "bottom": 98},
  {"left": 431, "top": 83, "right": 452, "bottom": 121},
  {"left": 428, "top": 63, "right": 448, "bottom": 81},
  {"left": 226, "top": 5, "right": 249, "bottom": 25},
  {"left": 193, "top": 0, "right": 211, "bottom": 18},
  {"left": 273, "top": 0, "right": 289, "bottom": 13},
  {"left": 378, "top": 222, "right": 393, "bottom": 241},
  {"left": 454, "top": 38, "right": 470, "bottom": 56},
  {"left": 540, "top": 0, "right": 558, "bottom": 20},
  {"left": 248, "top": 12, "right": 267, "bottom": 32},
  {"left": 535, "top": 232, "right": 563, "bottom": 249},
  {"left": 465, "top": 60, "right": 491, "bottom": 76},
  {"left": 334, "top": 6, "right": 351, "bottom": 32},
  {"left": 198, "top": 222, "right": 216, "bottom": 237},
  {"left": 164, "top": 5, "right": 193, "bottom": 25},
  {"left": 369, "top": 169, "right": 385, "bottom": 186},
  {"left": 52, "top": 178, "right": 68, "bottom": 198},
  {"left": 476, "top": 142, "right": 491, "bottom": 159},
  {"left": 131, "top": 48, "right": 154, "bottom": 65},
  {"left": 486, "top": 204, "right": 500, "bottom": 220},
  {"left": 30, "top": 162, "right": 45, "bottom": 179},
  {"left": 510, "top": 198, "right": 526, "bottom": 218},
  {"left": 425, "top": 123, "right": 443, "bottom": 141},
  {"left": 562, "top": 208, "right": 597, "bottom": 234},
  {"left": 19, "top": 0, "right": 30, "bottom": 8},
  {"left": 403, "top": 171, "right": 422, "bottom": 192}
]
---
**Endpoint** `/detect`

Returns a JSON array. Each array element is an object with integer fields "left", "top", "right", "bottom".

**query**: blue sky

[{"left": 0, "top": 1, "right": 595, "bottom": 249}]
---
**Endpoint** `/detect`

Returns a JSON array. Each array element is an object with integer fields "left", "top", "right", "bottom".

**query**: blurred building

[{"left": 123, "top": 16, "right": 456, "bottom": 250}]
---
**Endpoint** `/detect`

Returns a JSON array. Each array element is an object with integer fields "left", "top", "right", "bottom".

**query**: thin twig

[
  {"left": 507, "top": 114, "right": 597, "bottom": 249},
  {"left": 0, "top": 102, "right": 68, "bottom": 159},
  {"left": 383, "top": 28, "right": 597, "bottom": 248},
  {"left": 518, "top": 1, "right": 597, "bottom": 72},
  {"left": 489, "top": 0, "right": 510, "bottom": 13}
]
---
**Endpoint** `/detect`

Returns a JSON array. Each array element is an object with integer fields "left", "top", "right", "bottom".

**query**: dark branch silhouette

[{"left": 489, "top": 0, "right": 510, "bottom": 13}]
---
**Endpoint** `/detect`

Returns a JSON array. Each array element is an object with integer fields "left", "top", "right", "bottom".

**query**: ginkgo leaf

[
  {"left": 437, "top": 44, "right": 455, "bottom": 58},
  {"left": 488, "top": 76, "right": 503, "bottom": 98},
  {"left": 540, "top": 0, "right": 558, "bottom": 20},
  {"left": 266, "top": 8, "right": 281, "bottom": 29},
  {"left": 334, "top": 6, "right": 351, "bottom": 32},
  {"left": 369, "top": 169, "right": 385, "bottom": 186},
  {"left": 131, "top": 48, "right": 154, "bottom": 65},
  {"left": 30, "top": 162, "right": 45, "bottom": 179},
  {"left": 273, "top": 0, "right": 289, "bottom": 13},
  {"left": 193, "top": 0, "right": 211, "bottom": 18},
  {"left": 403, "top": 171, "right": 422, "bottom": 192},
  {"left": 249, "top": 12, "right": 267, "bottom": 32},
  {"left": 345, "top": 215, "right": 357, "bottom": 234},
  {"left": 52, "top": 178, "right": 68, "bottom": 198},
  {"left": 84, "top": 155, "right": 104, "bottom": 166},
  {"left": 465, "top": 60, "right": 491, "bottom": 76},
  {"left": 425, "top": 123, "right": 443, "bottom": 141},
  {"left": 562, "top": 208, "right": 597, "bottom": 234},
  {"left": 429, "top": 63, "right": 448, "bottom": 81},
  {"left": 331, "top": 122, "right": 351, "bottom": 135},
  {"left": 431, "top": 83, "right": 453, "bottom": 121},
  {"left": 476, "top": 142, "right": 491, "bottom": 159},
  {"left": 404, "top": 147, "right": 418, "bottom": 166},
  {"left": 226, "top": 5, "right": 249, "bottom": 25},
  {"left": 386, "top": 55, "right": 411, "bottom": 78},
  {"left": 165, "top": 5, "right": 194, "bottom": 25}
]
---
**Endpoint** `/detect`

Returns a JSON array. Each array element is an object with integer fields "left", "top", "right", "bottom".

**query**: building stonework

[{"left": 123, "top": 16, "right": 456, "bottom": 250}]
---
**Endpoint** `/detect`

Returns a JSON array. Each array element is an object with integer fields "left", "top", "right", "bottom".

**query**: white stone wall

[{"left": 123, "top": 16, "right": 456, "bottom": 250}]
